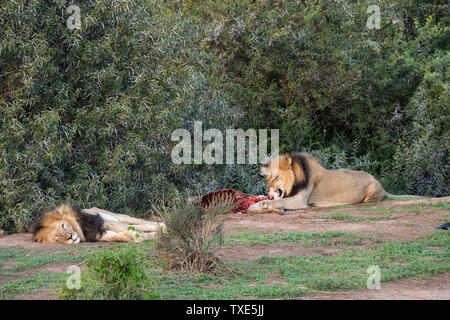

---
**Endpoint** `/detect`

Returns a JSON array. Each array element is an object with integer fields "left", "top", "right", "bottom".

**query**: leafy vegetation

[
  {"left": 2, "top": 230, "right": 448, "bottom": 299},
  {"left": 222, "top": 231, "right": 367, "bottom": 247},
  {"left": 59, "top": 243, "right": 159, "bottom": 299},
  {"left": 1, "top": 0, "right": 448, "bottom": 233},
  {"left": 155, "top": 199, "right": 234, "bottom": 273}
]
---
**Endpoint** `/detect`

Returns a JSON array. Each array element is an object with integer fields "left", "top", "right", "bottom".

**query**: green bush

[
  {"left": 0, "top": 0, "right": 244, "bottom": 231},
  {"left": 1, "top": 0, "right": 448, "bottom": 231},
  {"left": 391, "top": 51, "right": 449, "bottom": 196},
  {"left": 59, "top": 244, "right": 159, "bottom": 300}
]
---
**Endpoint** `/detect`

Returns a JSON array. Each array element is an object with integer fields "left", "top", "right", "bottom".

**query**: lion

[
  {"left": 250, "top": 153, "right": 406, "bottom": 213},
  {"left": 29, "top": 205, "right": 165, "bottom": 244}
]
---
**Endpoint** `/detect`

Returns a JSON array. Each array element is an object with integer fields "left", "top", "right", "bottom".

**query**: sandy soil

[
  {"left": 0, "top": 196, "right": 448, "bottom": 300},
  {"left": 296, "top": 273, "right": 450, "bottom": 300},
  {"left": 224, "top": 196, "right": 450, "bottom": 241}
]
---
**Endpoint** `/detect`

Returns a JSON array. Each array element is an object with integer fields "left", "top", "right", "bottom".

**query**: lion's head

[
  {"left": 261, "top": 154, "right": 308, "bottom": 199},
  {"left": 30, "top": 205, "right": 83, "bottom": 244}
]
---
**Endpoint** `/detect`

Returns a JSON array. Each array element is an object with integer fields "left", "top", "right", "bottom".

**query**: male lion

[
  {"left": 30, "top": 205, "right": 165, "bottom": 244},
  {"left": 252, "top": 153, "right": 404, "bottom": 213}
]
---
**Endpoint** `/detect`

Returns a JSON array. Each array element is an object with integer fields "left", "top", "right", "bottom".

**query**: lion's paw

[{"left": 259, "top": 200, "right": 273, "bottom": 209}]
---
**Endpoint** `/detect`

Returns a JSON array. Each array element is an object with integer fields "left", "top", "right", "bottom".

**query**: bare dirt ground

[
  {"left": 0, "top": 196, "right": 449, "bottom": 300},
  {"left": 224, "top": 196, "right": 450, "bottom": 242},
  {"left": 297, "top": 273, "right": 450, "bottom": 300}
]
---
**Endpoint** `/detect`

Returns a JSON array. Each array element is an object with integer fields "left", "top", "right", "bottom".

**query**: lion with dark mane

[
  {"left": 251, "top": 152, "right": 406, "bottom": 213},
  {"left": 30, "top": 205, "right": 165, "bottom": 244}
]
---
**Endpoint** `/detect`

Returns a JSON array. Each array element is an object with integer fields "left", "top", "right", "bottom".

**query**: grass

[
  {"left": 322, "top": 210, "right": 397, "bottom": 222},
  {"left": 331, "top": 201, "right": 450, "bottom": 221},
  {"left": 431, "top": 201, "right": 450, "bottom": 210},
  {"left": 155, "top": 199, "right": 233, "bottom": 273},
  {"left": 0, "top": 246, "right": 89, "bottom": 271},
  {"left": 385, "top": 196, "right": 429, "bottom": 201},
  {"left": 0, "top": 272, "right": 66, "bottom": 300},
  {"left": 322, "top": 211, "right": 364, "bottom": 222},
  {"left": 1, "top": 230, "right": 448, "bottom": 299},
  {"left": 359, "top": 201, "right": 450, "bottom": 214},
  {"left": 0, "top": 246, "right": 90, "bottom": 299},
  {"left": 1, "top": 201, "right": 448, "bottom": 299},
  {"left": 222, "top": 231, "right": 368, "bottom": 247},
  {"left": 151, "top": 231, "right": 450, "bottom": 299},
  {"left": 358, "top": 206, "right": 404, "bottom": 213}
]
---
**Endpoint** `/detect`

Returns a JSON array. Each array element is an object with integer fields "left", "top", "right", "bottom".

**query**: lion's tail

[{"left": 384, "top": 192, "right": 428, "bottom": 200}]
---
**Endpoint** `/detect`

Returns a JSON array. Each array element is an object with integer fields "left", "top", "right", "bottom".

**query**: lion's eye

[{"left": 61, "top": 223, "right": 65, "bottom": 229}]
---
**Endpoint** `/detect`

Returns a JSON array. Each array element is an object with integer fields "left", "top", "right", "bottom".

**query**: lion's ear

[
  {"left": 278, "top": 156, "right": 292, "bottom": 170},
  {"left": 261, "top": 163, "right": 271, "bottom": 175},
  {"left": 286, "top": 156, "right": 292, "bottom": 166}
]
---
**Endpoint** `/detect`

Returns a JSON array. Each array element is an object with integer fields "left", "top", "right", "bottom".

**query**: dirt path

[
  {"left": 296, "top": 272, "right": 450, "bottom": 300},
  {"left": 224, "top": 196, "right": 450, "bottom": 241},
  {"left": 0, "top": 196, "right": 448, "bottom": 300}
]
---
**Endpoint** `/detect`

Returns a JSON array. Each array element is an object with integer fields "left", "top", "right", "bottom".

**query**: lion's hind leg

[
  {"left": 87, "top": 207, "right": 151, "bottom": 225},
  {"left": 128, "top": 222, "right": 165, "bottom": 232},
  {"left": 87, "top": 207, "right": 164, "bottom": 228},
  {"left": 363, "top": 180, "right": 387, "bottom": 203},
  {"left": 102, "top": 221, "right": 162, "bottom": 242},
  {"left": 107, "top": 214, "right": 165, "bottom": 232}
]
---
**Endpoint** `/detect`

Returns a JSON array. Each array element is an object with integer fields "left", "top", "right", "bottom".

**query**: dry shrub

[{"left": 155, "top": 197, "right": 235, "bottom": 273}]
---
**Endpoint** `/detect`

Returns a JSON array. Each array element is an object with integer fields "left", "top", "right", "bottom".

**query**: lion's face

[
  {"left": 34, "top": 220, "right": 80, "bottom": 244},
  {"left": 261, "top": 156, "right": 296, "bottom": 199}
]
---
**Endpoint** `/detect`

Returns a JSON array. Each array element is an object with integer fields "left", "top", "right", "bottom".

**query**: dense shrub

[
  {"left": 1, "top": 0, "right": 448, "bottom": 231},
  {"left": 0, "top": 0, "right": 243, "bottom": 231},
  {"left": 59, "top": 244, "right": 159, "bottom": 300},
  {"left": 391, "top": 51, "right": 449, "bottom": 196}
]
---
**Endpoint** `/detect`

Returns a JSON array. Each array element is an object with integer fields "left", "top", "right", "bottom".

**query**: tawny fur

[
  {"left": 257, "top": 153, "right": 390, "bottom": 211},
  {"left": 30, "top": 205, "right": 165, "bottom": 244}
]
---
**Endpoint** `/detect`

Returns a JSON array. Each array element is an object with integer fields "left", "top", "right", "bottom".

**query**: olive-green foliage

[
  {"left": 0, "top": 0, "right": 244, "bottom": 231},
  {"left": 59, "top": 244, "right": 159, "bottom": 300},
  {"left": 392, "top": 51, "right": 449, "bottom": 196},
  {"left": 1, "top": 0, "right": 448, "bottom": 231}
]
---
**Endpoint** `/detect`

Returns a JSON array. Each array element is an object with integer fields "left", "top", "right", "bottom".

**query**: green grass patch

[
  {"left": 0, "top": 246, "right": 88, "bottom": 271},
  {"left": 358, "top": 206, "right": 403, "bottom": 213},
  {"left": 0, "top": 272, "right": 66, "bottom": 300},
  {"left": 150, "top": 231, "right": 450, "bottom": 298},
  {"left": 359, "top": 201, "right": 450, "bottom": 216},
  {"left": 0, "top": 245, "right": 92, "bottom": 299},
  {"left": 321, "top": 210, "right": 397, "bottom": 222},
  {"left": 385, "top": 196, "right": 429, "bottom": 201},
  {"left": 322, "top": 211, "right": 364, "bottom": 222},
  {"left": 431, "top": 201, "right": 450, "bottom": 210},
  {"left": 1, "top": 232, "right": 449, "bottom": 299},
  {"left": 222, "top": 231, "right": 368, "bottom": 247}
]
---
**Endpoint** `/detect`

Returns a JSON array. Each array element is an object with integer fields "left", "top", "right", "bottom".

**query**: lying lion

[
  {"left": 251, "top": 152, "right": 410, "bottom": 214},
  {"left": 30, "top": 205, "right": 165, "bottom": 244}
]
